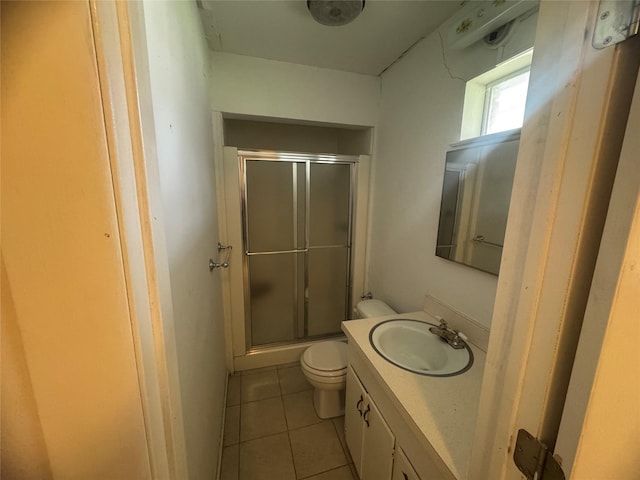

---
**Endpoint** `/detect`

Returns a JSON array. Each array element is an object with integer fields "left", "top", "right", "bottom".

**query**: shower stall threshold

[{"left": 234, "top": 334, "right": 347, "bottom": 373}]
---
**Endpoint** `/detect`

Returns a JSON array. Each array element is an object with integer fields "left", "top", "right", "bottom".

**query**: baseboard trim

[{"left": 216, "top": 372, "right": 229, "bottom": 480}]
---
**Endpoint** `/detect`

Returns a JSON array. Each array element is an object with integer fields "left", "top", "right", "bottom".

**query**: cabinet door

[
  {"left": 392, "top": 447, "right": 421, "bottom": 480},
  {"left": 345, "top": 367, "right": 366, "bottom": 477},
  {"left": 361, "top": 395, "right": 396, "bottom": 480}
]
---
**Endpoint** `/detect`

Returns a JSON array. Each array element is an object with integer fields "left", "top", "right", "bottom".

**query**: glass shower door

[
  {"left": 245, "top": 160, "right": 305, "bottom": 346},
  {"left": 307, "top": 163, "right": 351, "bottom": 336},
  {"left": 243, "top": 154, "right": 353, "bottom": 349}
]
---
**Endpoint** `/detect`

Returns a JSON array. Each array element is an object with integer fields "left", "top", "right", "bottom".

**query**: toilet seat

[
  {"left": 301, "top": 361, "right": 346, "bottom": 379},
  {"left": 301, "top": 365, "right": 346, "bottom": 385},
  {"left": 301, "top": 341, "right": 347, "bottom": 378}
]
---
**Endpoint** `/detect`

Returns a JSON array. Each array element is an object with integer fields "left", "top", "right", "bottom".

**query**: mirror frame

[{"left": 435, "top": 129, "right": 521, "bottom": 275}]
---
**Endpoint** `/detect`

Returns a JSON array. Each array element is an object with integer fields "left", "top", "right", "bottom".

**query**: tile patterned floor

[{"left": 221, "top": 363, "right": 357, "bottom": 480}]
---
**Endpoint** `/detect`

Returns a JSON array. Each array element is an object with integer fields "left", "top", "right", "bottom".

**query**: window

[
  {"left": 460, "top": 49, "right": 533, "bottom": 140},
  {"left": 482, "top": 68, "right": 530, "bottom": 135}
]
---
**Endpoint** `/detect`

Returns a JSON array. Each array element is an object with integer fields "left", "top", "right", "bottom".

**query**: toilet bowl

[
  {"left": 354, "top": 299, "right": 397, "bottom": 318},
  {"left": 301, "top": 341, "right": 348, "bottom": 418},
  {"left": 300, "top": 299, "right": 397, "bottom": 418}
]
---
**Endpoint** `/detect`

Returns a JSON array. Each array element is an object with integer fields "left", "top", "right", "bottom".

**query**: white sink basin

[{"left": 369, "top": 319, "right": 473, "bottom": 376}]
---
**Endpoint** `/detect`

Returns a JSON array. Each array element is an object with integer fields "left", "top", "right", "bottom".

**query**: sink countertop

[{"left": 342, "top": 311, "right": 486, "bottom": 480}]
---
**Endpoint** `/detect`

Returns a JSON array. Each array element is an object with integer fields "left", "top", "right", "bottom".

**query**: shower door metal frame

[{"left": 238, "top": 150, "right": 358, "bottom": 352}]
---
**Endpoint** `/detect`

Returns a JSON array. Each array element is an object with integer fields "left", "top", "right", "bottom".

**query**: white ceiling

[{"left": 198, "top": 1, "right": 463, "bottom": 76}]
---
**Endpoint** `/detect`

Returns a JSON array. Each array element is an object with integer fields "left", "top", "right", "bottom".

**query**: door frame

[
  {"left": 91, "top": 0, "right": 639, "bottom": 477},
  {"left": 553, "top": 49, "right": 640, "bottom": 478},
  {"left": 90, "top": 1, "right": 189, "bottom": 478},
  {"left": 215, "top": 143, "right": 372, "bottom": 371},
  {"left": 469, "top": 1, "right": 640, "bottom": 478},
  {"left": 238, "top": 150, "right": 357, "bottom": 348}
]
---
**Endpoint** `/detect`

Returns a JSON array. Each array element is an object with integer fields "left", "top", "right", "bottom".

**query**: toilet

[{"left": 300, "top": 299, "right": 397, "bottom": 418}]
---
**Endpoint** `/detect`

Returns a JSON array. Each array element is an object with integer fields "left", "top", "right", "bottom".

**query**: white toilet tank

[{"left": 356, "top": 299, "right": 396, "bottom": 318}]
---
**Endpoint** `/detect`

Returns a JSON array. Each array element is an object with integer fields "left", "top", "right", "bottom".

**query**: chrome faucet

[{"left": 429, "top": 317, "right": 468, "bottom": 349}]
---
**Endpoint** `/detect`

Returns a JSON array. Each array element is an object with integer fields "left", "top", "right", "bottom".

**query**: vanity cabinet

[
  {"left": 345, "top": 366, "right": 396, "bottom": 479},
  {"left": 392, "top": 448, "right": 421, "bottom": 480},
  {"left": 345, "top": 361, "right": 452, "bottom": 480},
  {"left": 344, "top": 313, "right": 483, "bottom": 480}
]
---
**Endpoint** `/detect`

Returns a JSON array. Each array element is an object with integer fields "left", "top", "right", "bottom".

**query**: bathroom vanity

[{"left": 342, "top": 311, "right": 486, "bottom": 480}]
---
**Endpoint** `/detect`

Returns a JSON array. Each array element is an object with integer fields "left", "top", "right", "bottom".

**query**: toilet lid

[{"left": 302, "top": 341, "right": 348, "bottom": 372}]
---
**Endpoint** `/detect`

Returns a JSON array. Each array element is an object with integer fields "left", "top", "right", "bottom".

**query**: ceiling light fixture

[{"left": 307, "top": 0, "right": 365, "bottom": 27}]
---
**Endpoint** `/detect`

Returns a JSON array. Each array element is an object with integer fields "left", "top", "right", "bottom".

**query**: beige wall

[
  {"left": 369, "top": 11, "right": 538, "bottom": 327},
  {"left": 1, "top": 1, "right": 150, "bottom": 478},
  {"left": 140, "top": 1, "right": 228, "bottom": 479}
]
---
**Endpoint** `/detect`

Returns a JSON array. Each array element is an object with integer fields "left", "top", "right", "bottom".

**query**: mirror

[{"left": 435, "top": 129, "right": 520, "bottom": 275}]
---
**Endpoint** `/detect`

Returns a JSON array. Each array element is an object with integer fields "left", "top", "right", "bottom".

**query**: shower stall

[{"left": 239, "top": 151, "right": 357, "bottom": 350}]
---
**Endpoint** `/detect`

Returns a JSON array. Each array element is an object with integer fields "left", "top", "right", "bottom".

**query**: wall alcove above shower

[{"left": 223, "top": 116, "right": 373, "bottom": 156}]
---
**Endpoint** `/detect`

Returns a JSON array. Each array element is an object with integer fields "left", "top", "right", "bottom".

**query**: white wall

[
  {"left": 210, "top": 51, "right": 380, "bottom": 126},
  {"left": 369, "top": 11, "right": 538, "bottom": 327},
  {"left": 207, "top": 10, "right": 537, "bottom": 328},
  {"left": 141, "top": 2, "right": 227, "bottom": 479}
]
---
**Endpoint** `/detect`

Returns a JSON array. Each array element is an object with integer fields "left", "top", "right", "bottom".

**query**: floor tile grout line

[
  {"left": 297, "top": 464, "right": 352, "bottom": 480},
  {"left": 331, "top": 418, "right": 349, "bottom": 459},
  {"left": 286, "top": 417, "right": 326, "bottom": 434},
  {"left": 286, "top": 426, "right": 299, "bottom": 480},
  {"left": 333, "top": 418, "right": 355, "bottom": 464},
  {"left": 240, "top": 394, "right": 281, "bottom": 404},
  {"left": 237, "top": 429, "right": 290, "bottom": 445},
  {"left": 240, "top": 393, "right": 288, "bottom": 441},
  {"left": 234, "top": 442, "right": 240, "bottom": 480},
  {"left": 239, "top": 388, "right": 311, "bottom": 405},
  {"left": 292, "top": 419, "right": 350, "bottom": 479},
  {"left": 236, "top": 399, "right": 340, "bottom": 440},
  {"left": 280, "top": 393, "right": 292, "bottom": 431}
]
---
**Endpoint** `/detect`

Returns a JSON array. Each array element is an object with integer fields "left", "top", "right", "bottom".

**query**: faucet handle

[
  {"left": 434, "top": 315, "right": 448, "bottom": 328},
  {"left": 450, "top": 330, "right": 469, "bottom": 348}
]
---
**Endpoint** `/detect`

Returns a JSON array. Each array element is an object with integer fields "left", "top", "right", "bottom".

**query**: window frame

[
  {"left": 481, "top": 66, "right": 531, "bottom": 136},
  {"left": 460, "top": 48, "right": 534, "bottom": 141}
]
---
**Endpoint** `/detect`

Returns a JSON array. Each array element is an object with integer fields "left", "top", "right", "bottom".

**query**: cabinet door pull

[
  {"left": 363, "top": 404, "right": 371, "bottom": 427},
  {"left": 356, "top": 395, "right": 364, "bottom": 416},
  {"left": 402, "top": 473, "right": 409, "bottom": 480}
]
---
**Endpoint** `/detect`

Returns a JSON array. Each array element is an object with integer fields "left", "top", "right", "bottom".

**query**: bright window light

[
  {"left": 460, "top": 49, "right": 533, "bottom": 140},
  {"left": 482, "top": 69, "right": 530, "bottom": 135}
]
